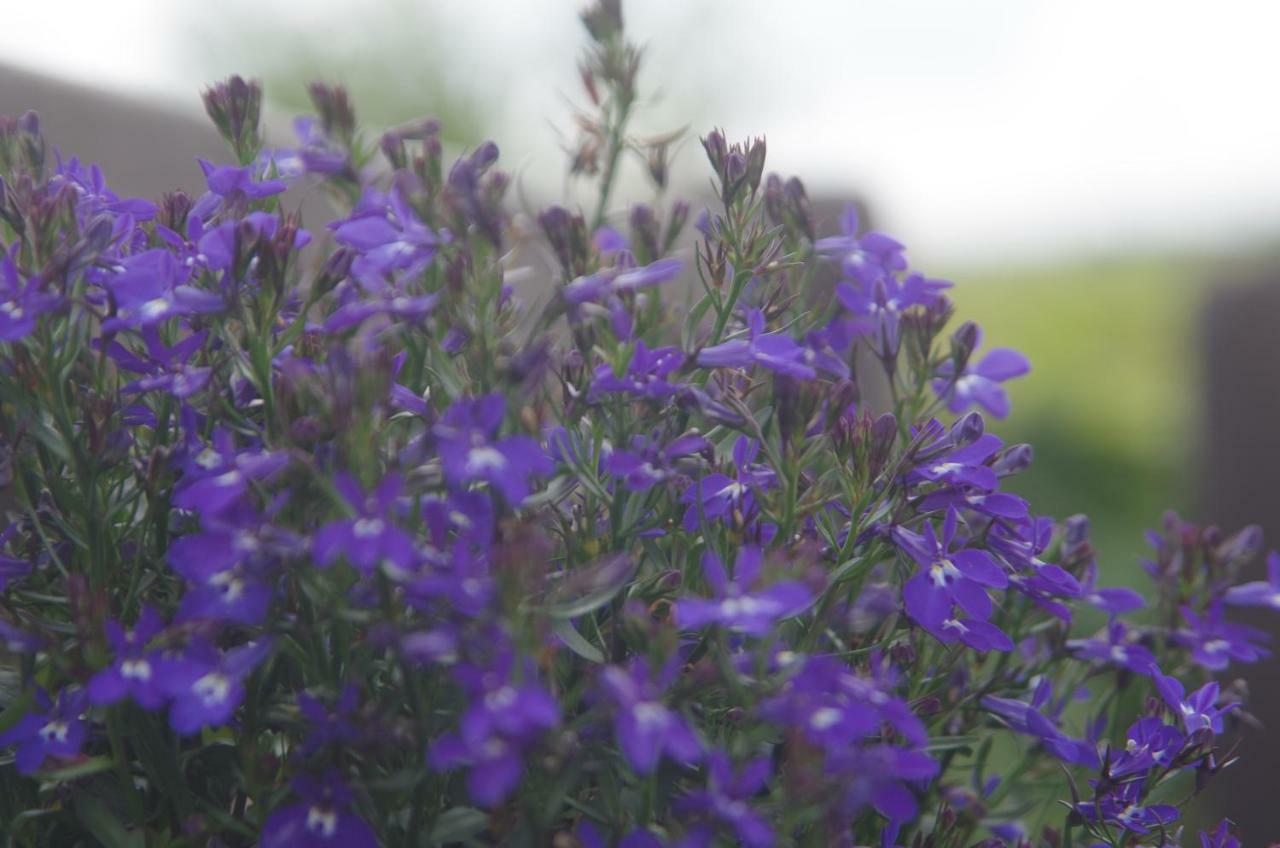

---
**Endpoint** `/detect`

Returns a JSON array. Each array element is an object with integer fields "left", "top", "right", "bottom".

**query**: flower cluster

[{"left": 0, "top": 5, "right": 1268, "bottom": 846}]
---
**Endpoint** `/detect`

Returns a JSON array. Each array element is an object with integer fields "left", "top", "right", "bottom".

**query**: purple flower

[
  {"left": 190, "top": 158, "right": 288, "bottom": 220},
  {"left": 907, "top": 432, "right": 1003, "bottom": 492},
  {"left": 0, "top": 244, "right": 60, "bottom": 341},
  {"left": 1224, "top": 550, "right": 1280, "bottom": 610},
  {"left": 103, "top": 327, "right": 212, "bottom": 399},
  {"left": 101, "top": 248, "right": 224, "bottom": 332},
  {"left": 0, "top": 687, "right": 90, "bottom": 774},
  {"left": 427, "top": 650, "right": 560, "bottom": 806},
  {"left": 981, "top": 680, "right": 1100, "bottom": 768},
  {"left": 1173, "top": 603, "right": 1269, "bottom": 671},
  {"left": 1075, "top": 778, "right": 1178, "bottom": 836},
  {"left": 815, "top": 205, "right": 908, "bottom": 287},
  {"left": 1109, "top": 716, "right": 1186, "bottom": 778},
  {"left": 932, "top": 330, "right": 1030, "bottom": 419},
  {"left": 323, "top": 289, "right": 439, "bottom": 333},
  {"left": 759, "top": 654, "right": 927, "bottom": 750},
  {"left": 260, "top": 771, "right": 377, "bottom": 848},
  {"left": 1067, "top": 619, "right": 1157, "bottom": 676},
  {"left": 697, "top": 309, "right": 815, "bottom": 379},
  {"left": 604, "top": 432, "right": 709, "bottom": 491},
  {"left": 1078, "top": 561, "right": 1145, "bottom": 616},
  {"left": 332, "top": 185, "right": 444, "bottom": 288},
  {"left": 168, "top": 511, "right": 299, "bottom": 625},
  {"left": 196, "top": 211, "right": 311, "bottom": 273},
  {"left": 271, "top": 117, "right": 350, "bottom": 177},
  {"left": 675, "top": 752, "right": 775, "bottom": 848},
  {"left": 676, "top": 546, "right": 812, "bottom": 636},
  {"left": 1151, "top": 667, "right": 1235, "bottom": 736},
  {"left": 590, "top": 342, "right": 686, "bottom": 401},
  {"left": 312, "top": 472, "right": 417, "bottom": 575},
  {"left": 434, "top": 395, "right": 553, "bottom": 505},
  {"left": 681, "top": 436, "right": 776, "bottom": 533},
  {"left": 599, "top": 659, "right": 702, "bottom": 774},
  {"left": 161, "top": 639, "right": 273, "bottom": 736},
  {"left": 561, "top": 257, "right": 683, "bottom": 306},
  {"left": 87, "top": 606, "right": 170, "bottom": 709},
  {"left": 172, "top": 431, "right": 290, "bottom": 516},
  {"left": 1199, "top": 819, "right": 1242, "bottom": 848},
  {"left": 893, "top": 509, "right": 1011, "bottom": 651}
]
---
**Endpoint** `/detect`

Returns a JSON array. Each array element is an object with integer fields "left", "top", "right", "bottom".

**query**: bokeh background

[{"left": 4, "top": 0, "right": 1280, "bottom": 838}]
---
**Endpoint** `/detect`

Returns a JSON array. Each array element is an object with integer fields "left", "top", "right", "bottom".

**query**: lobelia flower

[
  {"left": 986, "top": 517, "right": 1082, "bottom": 620},
  {"left": 172, "top": 430, "right": 290, "bottom": 516},
  {"left": 427, "top": 648, "right": 560, "bottom": 806},
  {"left": 1151, "top": 667, "right": 1235, "bottom": 736},
  {"left": 1077, "top": 560, "right": 1145, "bottom": 616},
  {"left": 0, "top": 244, "right": 60, "bottom": 341},
  {"left": 892, "top": 509, "right": 1012, "bottom": 651},
  {"left": 676, "top": 546, "right": 812, "bottom": 636},
  {"left": 561, "top": 256, "right": 683, "bottom": 306},
  {"left": 167, "top": 508, "right": 301, "bottom": 625},
  {"left": 88, "top": 605, "right": 170, "bottom": 709},
  {"left": 434, "top": 394, "right": 553, "bottom": 505},
  {"left": 323, "top": 287, "right": 439, "bottom": 333},
  {"left": 814, "top": 205, "right": 907, "bottom": 288},
  {"left": 758, "top": 655, "right": 927, "bottom": 750},
  {"left": 696, "top": 308, "right": 815, "bottom": 379},
  {"left": 1108, "top": 716, "right": 1187, "bottom": 778},
  {"left": 196, "top": 210, "right": 312, "bottom": 273},
  {"left": 312, "top": 472, "right": 417, "bottom": 575},
  {"left": 1224, "top": 550, "right": 1280, "bottom": 610},
  {"left": 589, "top": 341, "right": 686, "bottom": 401},
  {"left": 681, "top": 436, "right": 776, "bottom": 533},
  {"left": 981, "top": 680, "right": 1100, "bottom": 768},
  {"left": 331, "top": 184, "right": 444, "bottom": 288},
  {"left": 189, "top": 158, "right": 288, "bottom": 220},
  {"left": 1074, "top": 777, "right": 1178, "bottom": 837},
  {"left": 103, "top": 327, "right": 212, "bottom": 399},
  {"left": 260, "top": 771, "right": 377, "bottom": 848},
  {"left": 598, "top": 658, "right": 702, "bottom": 774},
  {"left": 0, "top": 687, "right": 91, "bottom": 774},
  {"left": 271, "top": 116, "right": 350, "bottom": 177},
  {"left": 907, "top": 431, "right": 1003, "bottom": 492},
  {"left": 1199, "top": 819, "right": 1242, "bottom": 848},
  {"left": 1172, "top": 602, "right": 1269, "bottom": 671},
  {"left": 101, "top": 248, "right": 224, "bottom": 332},
  {"left": 674, "top": 752, "right": 775, "bottom": 848},
  {"left": 1067, "top": 618, "right": 1157, "bottom": 676},
  {"left": 161, "top": 639, "right": 273, "bottom": 736},
  {"left": 932, "top": 328, "right": 1030, "bottom": 419},
  {"left": 604, "top": 432, "right": 709, "bottom": 491}
]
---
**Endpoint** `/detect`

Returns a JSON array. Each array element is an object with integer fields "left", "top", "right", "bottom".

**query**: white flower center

[
  {"left": 193, "top": 672, "right": 232, "bottom": 706},
  {"left": 39, "top": 720, "right": 69, "bottom": 744},
  {"left": 465, "top": 446, "right": 507, "bottom": 474},
  {"left": 306, "top": 806, "right": 338, "bottom": 837},
  {"left": 353, "top": 518, "right": 385, "bottom": 538},
  {"left": 121, "top": 659, "right": 152, "bottom": 681},
  {"left": 809, "top": 707, "right": 842, "bottom": 730}
]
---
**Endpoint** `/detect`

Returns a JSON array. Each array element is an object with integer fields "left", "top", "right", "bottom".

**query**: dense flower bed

[{"left": 0, "top": 4, "right": 1273, "bottom": 846}]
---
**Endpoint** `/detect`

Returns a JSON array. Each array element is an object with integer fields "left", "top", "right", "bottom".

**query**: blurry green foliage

[{"left": 951, "top": 257, "right": 1207, "bottom": 582}]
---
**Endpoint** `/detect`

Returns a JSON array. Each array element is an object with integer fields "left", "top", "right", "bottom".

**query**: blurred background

[{"left": 4, "top": 0, "right": 1280, "bottom": 838}]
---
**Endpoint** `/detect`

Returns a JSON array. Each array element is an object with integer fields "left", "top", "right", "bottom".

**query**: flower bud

[{"left": 202, "top": 76, "right": 263, "bottom": 163}]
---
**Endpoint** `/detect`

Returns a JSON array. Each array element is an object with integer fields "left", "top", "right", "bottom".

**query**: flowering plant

[{"left": 0, "top": 4, "right": 1272, "bottom": 846}]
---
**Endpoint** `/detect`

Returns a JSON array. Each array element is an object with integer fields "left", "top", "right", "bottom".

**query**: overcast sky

[{"left": 5, "top": 0, "right": 1280, "bottom": 265}]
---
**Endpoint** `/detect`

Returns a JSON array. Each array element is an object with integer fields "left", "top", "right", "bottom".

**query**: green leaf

[
  {"left": 430, "top": 807, "right": 489, "bottom": 846},
  {"left": 40, "top": 756, "right": 116, "bottom": 782},
  {"left": 72, "top": 792, "right": 145, "bottom": 848},
  {"left": 924, "top": 735, "right": 980, "bottom": 753},
  {"left": 551, "top": 618, "right": 605, "bottom": 663},
  {"left": 537, "top": 553, "right": 636, "bottom": 620},
  {"left": 681, "top": 295, "right": 715, "bottom": 350}
]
